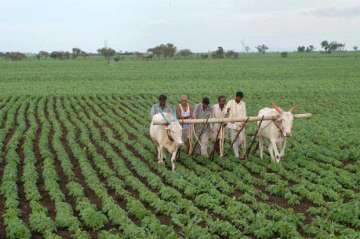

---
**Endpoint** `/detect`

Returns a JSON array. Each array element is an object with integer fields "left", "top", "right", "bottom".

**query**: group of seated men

[{"left": 150, "top": 91, "right": 247, "bottom": 159}]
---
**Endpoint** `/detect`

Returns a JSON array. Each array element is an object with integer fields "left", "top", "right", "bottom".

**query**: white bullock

[
  {"left": 150, "top": 113, "right": 183, "bottom": 171},
  {"left": 258, "top": 103, "right": 297, "bottom": 162}
]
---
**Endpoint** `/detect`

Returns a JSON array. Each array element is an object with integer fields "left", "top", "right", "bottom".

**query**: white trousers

[
  {"left": 229, "top": 128, "right": 246, "bottom": 158},
  {"left": 195, "top": 131, "right": 209, "bottom": 157}
]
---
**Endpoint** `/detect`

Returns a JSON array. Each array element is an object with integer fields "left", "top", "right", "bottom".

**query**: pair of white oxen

[{"left": 150, "top": 103, "right": 297, "bottom": 171}]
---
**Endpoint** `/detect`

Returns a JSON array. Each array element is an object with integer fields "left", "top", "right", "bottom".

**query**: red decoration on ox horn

[{"left": 272, "top": 102, "right": 283, "bottom": 113}]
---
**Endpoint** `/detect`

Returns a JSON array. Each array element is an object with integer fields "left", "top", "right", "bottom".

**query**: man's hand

[{"left": 236, "top": 124, "right": 244, "bottom": 131}]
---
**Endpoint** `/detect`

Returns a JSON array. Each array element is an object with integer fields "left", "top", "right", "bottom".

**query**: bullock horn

[
  {"left": 289, "top": 105, "right": 299, "bottom": 113},
  {"left": 272, "top": 102, "right": 282, "bottom": 113}
]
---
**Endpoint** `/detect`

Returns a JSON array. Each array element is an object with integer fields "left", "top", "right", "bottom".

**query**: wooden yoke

[{"left": 152, "top": 113, "right": 312, "bottom": 125}]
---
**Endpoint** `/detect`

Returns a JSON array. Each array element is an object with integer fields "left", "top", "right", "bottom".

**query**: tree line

[
  {"left": 297, "top": 41, "right": 346, "bottom": 53},
  {"left": 0, "top": 40, "right": 358, "bottom": 62}
]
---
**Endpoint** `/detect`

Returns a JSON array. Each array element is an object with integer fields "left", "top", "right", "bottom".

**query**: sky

[{"left": 1, "top": 0, "right": 359, "bottom": 52}]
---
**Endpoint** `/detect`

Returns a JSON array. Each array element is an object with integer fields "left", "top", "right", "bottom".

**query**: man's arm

[
  {"left": 208, "top": 106, "right": 213, "bottom": 117},
  {"left": 176, "top": 105, "right": 182, "bottom": 119},
  {"left": 211, "top": 105, "right": 216, "bottom": 118},
  {"left": 193, "top": 104, "right": 199, "bottom": 118},
  {"left": 225, "top": 101, "right": 231, "bottom": 118}
]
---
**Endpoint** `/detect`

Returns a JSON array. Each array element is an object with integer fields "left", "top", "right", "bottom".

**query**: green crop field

[{"left": 0, "top": 54, "right": 359, "bottom": 239}]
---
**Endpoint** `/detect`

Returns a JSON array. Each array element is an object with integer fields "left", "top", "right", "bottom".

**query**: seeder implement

[{"left": 153, "top": 113, "right": 312, "bottom": 125}]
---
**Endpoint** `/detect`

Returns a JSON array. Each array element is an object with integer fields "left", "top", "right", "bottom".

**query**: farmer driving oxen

[
  {"left": 150, "top": 94, "right": 183, "bottom": 171},
  {"left": 193, "top": 97, "right": 212, "bottom": 157},
  {"left": 149, "top": 92, "right": 311, "bottom": 170},
  {"left": 211, "top": 95, "right": 227, "bottom": 157},
  {"left": 176, "top": 95, "right": 193, "bottom": 154},
  {"left": 226, "top": 91, "right": 247, "bottom": 160},
  {"left": 150, "top": 94, "right": 172, "bottom": 118}
]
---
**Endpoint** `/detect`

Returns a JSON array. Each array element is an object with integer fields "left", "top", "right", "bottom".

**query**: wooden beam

[{"left": 152, "top": 113, "right": 312, "bottom": 125}]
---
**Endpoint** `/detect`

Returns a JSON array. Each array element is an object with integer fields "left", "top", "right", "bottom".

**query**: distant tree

[
  {"left": 72, "top": 48, "right": 82, "bottom": 59},
  {"left": 321, "top": 40, "right": 330, "bottom": 53},
  {"left": 225, "top": 50, "right": 239, "bottom": 59},
  {"left": 297, "top": 46, "right": 306, "bottom": 52},
  {"left": 354, "top": 46, "right": 359, "bottom": 51},
  {"left": 176, "top": 49, "right": 193, "bottom": 57},
  {"left": 245, "top": 46, "right": 251, "bottom": 53},
  {"left": 113, "top": 55, "right": 121, "bottom": 62},
  {"left": 212, "top": 46, "right": 225, "bottom": 58},
  {"left": 147, "top": 46, "right": 162, "bottom": 58},
  {"left": 80, "top": 50, "right": 88, "bottom": 58},
  {"left": 5, "top": 52, "right": 26, "bottom": 61},
  {"left": 36, "top": 51, "right": 49, "bottom": 60},
  {"left": 255, "top": 44, "right": 269, "bottom": 54},
  {"left": 50, "top": 51, "right": 62, "bottom": 59},
  {"left": 329, "top": 42, "right": 345, "bottom": 52},
  {"left": 280, "top": 52, "right": 288, "bottom": 58},
  {"left": 147, "top": 43, "right": 177, "bottom": 58},
  {"left": 49, "top": 51, "right": 71, "bottom": 60},
  {"left": 97, "top": 47, "right": 116, "bottom": 64},
  {"left": 199, "top": 53, "right": 209, "bottom": 59},
  {"left": 163, "top": 43, "right": 177, "bottom": 57},
  {"left": 321, "top": 41, "right": 345, "bottom": 53},
  {"left": 50, "top": 51, "right": 58, "bottom": 59},
  {"left": 64, "top": 51, "right": 71, "bottom": 59},
  {"left": 0, "top": 52, "right": 5, "bottom": 58},
  {"left": 306, "top": 45, "right": 315, "bottom": 52},
  {"left": 144, "top": 54, "right": 153, "bottom": 60},
  {"left": 134, "top": 52, "right": 144, "bottom": 59}
]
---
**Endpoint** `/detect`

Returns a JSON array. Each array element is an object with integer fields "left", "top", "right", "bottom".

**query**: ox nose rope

[{"left": 273, "top": 119, "right": 285, "bottom": 137}]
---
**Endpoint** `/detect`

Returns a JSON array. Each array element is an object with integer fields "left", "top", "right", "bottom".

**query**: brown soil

[
  {"left": 119, "top": 99, "right": 315, "bottom": 237},
  {"left": 16, "top": 103, "right": 32, "bottom": 227},
  {"left": 74, "top": 98, "right": 186, "bottom": 234},
  {"left": 342, "top": 159, "right": 354, "bottom": 166},
  {"left": 233, "top": 190, "right": 243, "bottom": 199},
  {"left": 75, "top": 96, "right": 259, "bottom": 237},
  {"left": 44, "top": 98, "right": 80, "bottom": 220},
  {"left": 54, "top": 97, "right": 102, "bottom": 210},
  {"left": 70, "top": 98, "right": 186, "bottom": 235},
  {"left": 33, "top": 99, "right": 57, "bottom": 220},
  {"left": 56, "top": 230, "right": 72, "bottom": 239},
  {"left": 0, "top": 97, "right": 11, "bottom": 111},
  {"left": 66, "top": 98, "right": 144, "bottom": 227},
  {"left": 0, "top": 185, "right": 5, "bottom": 238},
  {"left": 294, "top": 199, "right": 313, "bottom": 224},
  {"left": 0, "top": 103, "right": 22, "bottom": 238},
  {"left": 0, "top": 97, "right": 19, "bottom": 129}
]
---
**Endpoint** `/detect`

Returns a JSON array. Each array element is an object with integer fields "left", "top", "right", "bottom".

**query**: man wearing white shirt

[
  {"left": 225, "top": 91, "right": 247, "bottom": 159},
  {"left": 211, "top": 96, "right": 227, "bottom": 157}
]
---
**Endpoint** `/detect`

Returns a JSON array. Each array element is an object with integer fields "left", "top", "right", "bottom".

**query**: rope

[
  {"left": 192, "top": 124, "right": 205, "bottom": 148},
  {"left": 160, "top": 110, "right": 171, "bottom": 124}
]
